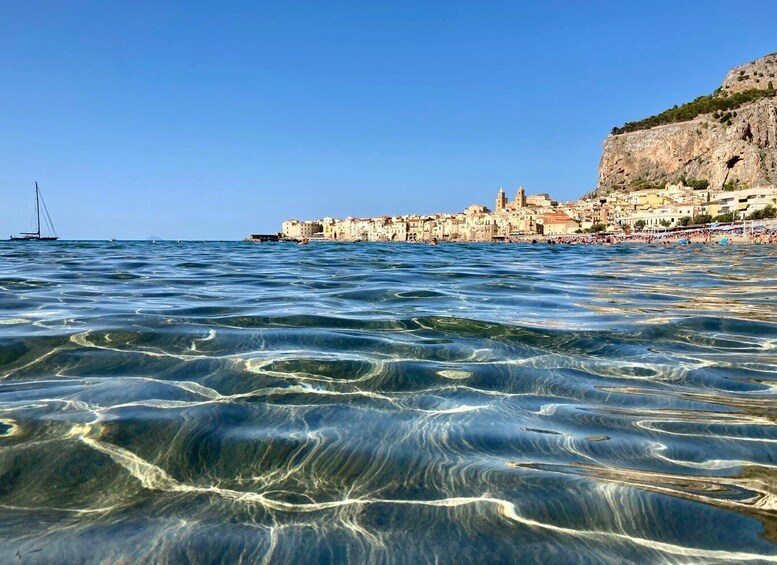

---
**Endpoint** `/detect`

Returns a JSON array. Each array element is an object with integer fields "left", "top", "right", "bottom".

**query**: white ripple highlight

[{"left": 70, "top": 423, "right": 777, "bottom": 563}]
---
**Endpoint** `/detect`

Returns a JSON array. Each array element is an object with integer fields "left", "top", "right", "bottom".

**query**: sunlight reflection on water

[{"left": 0, "top": 241, "right": 776, "bottom": 563}]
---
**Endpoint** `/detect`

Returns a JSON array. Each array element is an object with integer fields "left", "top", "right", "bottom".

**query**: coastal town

[
  {"left": 277, "top": 182, "right": 777, "bottom": 242},
  {"left": 272, "top": 53, "right": 777, "bottom": 245}
]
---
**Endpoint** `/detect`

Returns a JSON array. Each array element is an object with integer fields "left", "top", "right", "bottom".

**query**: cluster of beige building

[
  {"left": 594, "top": 183, "right": 777, "bottom": 229},
  {"left": 281, "top": 183, "right": 777, "bottom": 242}
]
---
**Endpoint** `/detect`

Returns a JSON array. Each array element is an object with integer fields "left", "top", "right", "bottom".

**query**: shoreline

[
  {"left": 279, "top": 232, "right": 772, "bottom": 246},
  {"left": 271, "top": 220, "right": 777, "bottom": 246},
  {"left": 273, "top": 237, "right": 769, "bottom": 246}
]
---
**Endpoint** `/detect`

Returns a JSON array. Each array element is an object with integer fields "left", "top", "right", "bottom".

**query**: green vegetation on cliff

[
  {"left": 678, "top": 175, "right": 709, "bottom": 190},
  {"left": 611, "top": 87, "right": 776, "bottom": 135}
]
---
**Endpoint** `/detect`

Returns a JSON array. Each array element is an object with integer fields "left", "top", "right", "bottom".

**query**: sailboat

[{"left": 10, "top": 182, "right": 59, "bottom": 241}]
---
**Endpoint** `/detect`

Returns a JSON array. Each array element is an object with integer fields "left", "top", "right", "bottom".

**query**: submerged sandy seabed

[{"left": 0, "top": 241, "right": 776, "bottom": 562}]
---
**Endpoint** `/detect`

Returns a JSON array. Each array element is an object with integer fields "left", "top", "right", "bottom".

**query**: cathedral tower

[
  {"left": 515, "top": 186, "right": 526, "bottom": 208},
  {"left": 496, "top": 187, "right": 507, "bottom": 212}
]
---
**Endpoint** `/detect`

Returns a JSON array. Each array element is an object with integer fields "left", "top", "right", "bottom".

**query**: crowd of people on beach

[
  {"left": 496, "top": 225, "right": 777, "bottom": 246},
  {"left": 292, "top": 224, "right": 777, "bottom": 246}
]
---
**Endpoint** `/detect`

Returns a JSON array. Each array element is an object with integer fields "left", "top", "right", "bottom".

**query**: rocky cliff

[
  {"left": 722, "top": 52, "right": 777, "bottom": 94},
  {"left": 597, "top": 53, "right": 777, "bottom": 193}
]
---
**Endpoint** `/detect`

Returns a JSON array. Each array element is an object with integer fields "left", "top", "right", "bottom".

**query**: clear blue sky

[{"left": 2, "top": 1, "right": 776, "bottom": 240}]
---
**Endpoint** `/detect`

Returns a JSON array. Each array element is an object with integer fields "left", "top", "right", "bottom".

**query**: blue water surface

[{"left": 0, "top": 241, "right": 775, "bottom": 563}]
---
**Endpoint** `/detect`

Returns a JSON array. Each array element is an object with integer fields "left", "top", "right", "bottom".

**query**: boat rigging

[{"left": 10, "top": 182, "right": 59, "bottom": 241}]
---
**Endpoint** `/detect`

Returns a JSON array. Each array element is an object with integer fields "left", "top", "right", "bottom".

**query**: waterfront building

[
  {"left": 537, "top": 212, "right": 580, "bottom": 235},
  {"left": 282, "top": 220, "right": 323, "bottom": 239},
  {"left": 464, "top": 213, "right": 497, "bottom": 242},
  {"left": 706, "top": 185, "right": 777, "bottom": 218},
  {"left": 277, "top": 184, "right": 777, "bottom": 242},
  {"left": 619, "top": 205, "right": 697, "bottom": 229},
  {"left": 321, "top": 218, "right": 336, "bottom": 239}
]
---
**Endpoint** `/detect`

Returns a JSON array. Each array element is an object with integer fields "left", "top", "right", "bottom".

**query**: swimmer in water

[
  {"left": 430, "top": 237, "right": 438, "bottom": 246},
  {"left": 299, "top": 238, "right": 309, "bottom": 245}
]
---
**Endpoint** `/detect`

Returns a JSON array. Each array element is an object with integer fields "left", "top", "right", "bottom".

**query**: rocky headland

[{"left": 598, "top": 53, "right": 777, "bottom": 193}]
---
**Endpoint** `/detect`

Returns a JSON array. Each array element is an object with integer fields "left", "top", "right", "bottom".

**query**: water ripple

[{"left": 0, "top": 241, "right": 776, "bottom": 563}]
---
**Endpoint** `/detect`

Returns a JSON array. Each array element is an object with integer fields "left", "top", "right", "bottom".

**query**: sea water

[{"left": 0, "top": 241, "right": 775, "bottom": 563}]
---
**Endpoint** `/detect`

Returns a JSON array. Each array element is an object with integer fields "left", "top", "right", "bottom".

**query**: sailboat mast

[{"left": 35, "top": 182, "right": 40, "bottom": 236}]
